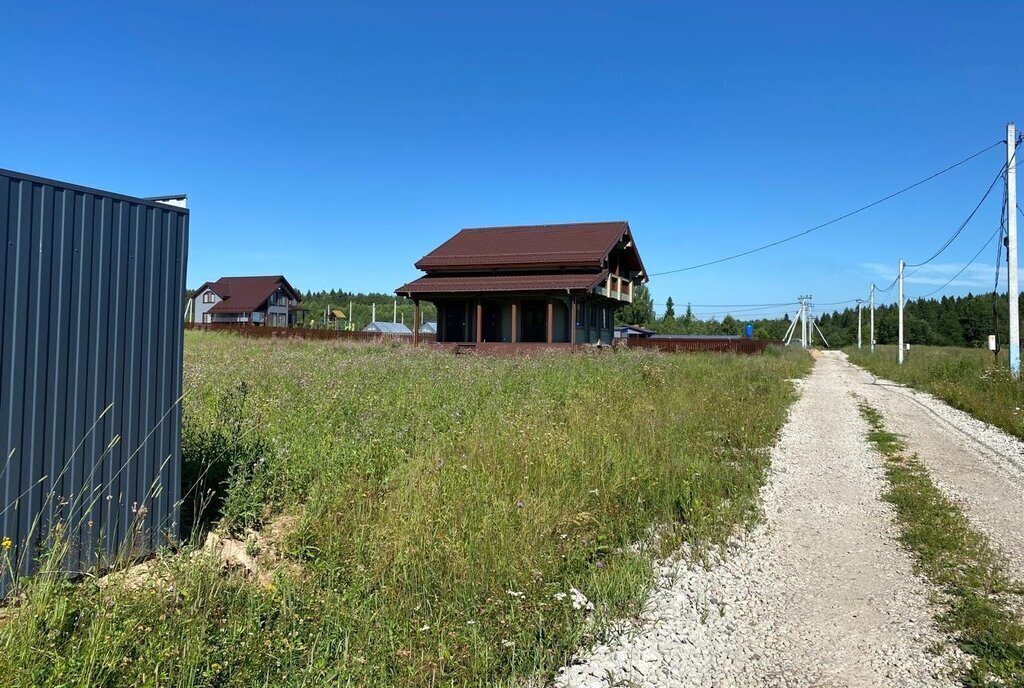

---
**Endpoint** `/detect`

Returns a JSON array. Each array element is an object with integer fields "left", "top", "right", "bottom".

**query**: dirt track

[
  {"left": 555, "top": 351, "right": 957, "bottom": 687},
  {"left": 842, "top": 351, "right": 1024, "bottom": 573}
]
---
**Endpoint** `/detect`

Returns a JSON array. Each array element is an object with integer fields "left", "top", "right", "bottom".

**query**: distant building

[
  {"left": 396, "top": 221, "right": 647, "bottom": 349},
  {"left": 362, "top": 321, "right": 413, "bottom": 335},
  {"left": 193, "top": 275, "right": 302, "bottom": 326},
  {"left": 419, "top": 320, "right": 438, "bottom": 335},
  {"left": 614, "top": 324, "right": 655, "bottom": 339}
]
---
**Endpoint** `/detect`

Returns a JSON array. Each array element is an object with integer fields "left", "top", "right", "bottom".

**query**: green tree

[
  {"left": 664, "top": 296, "right": 675, "bottom": 320},
  {"left": 617, "top": 283, "right": 656, "bottom": 326}
]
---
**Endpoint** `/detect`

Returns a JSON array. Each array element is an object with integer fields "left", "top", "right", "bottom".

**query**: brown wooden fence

[
  {"left": 621, "top": 337, "right": 777, "bottom": 354},
  {"left": 186, "top": 324, "right": 778, "bottom": 354},
  {"left": 185, "top": 323, "right": 435, "bottom": 343}
]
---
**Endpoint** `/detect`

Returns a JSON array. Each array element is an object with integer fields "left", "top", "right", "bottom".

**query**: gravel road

[
  {"left": 553, "top": 352, "right": 956, "bottom": 688},
  {"left": 842, "top": 351, "right": 1024, "bottom": 573}
]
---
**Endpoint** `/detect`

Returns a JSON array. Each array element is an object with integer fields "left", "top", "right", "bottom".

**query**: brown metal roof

[
  {"left": 415, "top": 221, "right": 637, "bottom": 271},
  {"left": 396, "top": 271, "right": 610, "bottom": 296},
  {"left": 198, "top": 275, "right": 301, "bottom": 314}
]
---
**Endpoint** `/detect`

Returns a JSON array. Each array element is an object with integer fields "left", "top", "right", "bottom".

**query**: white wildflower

[{"left": 569, "top": 587, "right": 594, "bottom": 612}]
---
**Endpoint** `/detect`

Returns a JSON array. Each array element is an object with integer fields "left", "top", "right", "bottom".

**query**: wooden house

[{"left": 396, "top": 222, "right": 646, "bottom": 351}]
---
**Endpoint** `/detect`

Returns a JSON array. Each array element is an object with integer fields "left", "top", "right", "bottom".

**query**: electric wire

[
  {"left": 992, "top": 192, "right": 1007, "bottom": 349},
  {"left": 904, "top": 160, "right": 1007, "bottom": 269},
  {"left": 648, "top": 140, "right": 1004, "bottom": 277},
  {"left": 911, "top": 224, "right": 1003, "bottom": 299}
]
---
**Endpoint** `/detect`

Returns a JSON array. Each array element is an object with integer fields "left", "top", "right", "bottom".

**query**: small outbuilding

[
  {"left": 396, "top": 221, "right": 647, "bottom": 350},
  {"left": 614, "top": 324, "right": 656, "bottom": 339},
  {"left": 418, "top": 320, "right": 438, "bottom": 335},
  {"left": 363, "top": 321, "right": 413, "bottom": 335}
]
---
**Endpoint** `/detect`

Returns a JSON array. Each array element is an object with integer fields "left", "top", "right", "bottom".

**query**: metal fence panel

[{"left": 0, "top": 169, "right": 188, "bottom": 593}]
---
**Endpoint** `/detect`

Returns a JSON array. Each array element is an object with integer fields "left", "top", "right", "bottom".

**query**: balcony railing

[{"left": 594, "top": 276, "right": 633, "bottom": 302}]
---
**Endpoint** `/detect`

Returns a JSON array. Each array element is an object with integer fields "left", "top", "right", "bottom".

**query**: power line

[
  {"left": 911, "top": 224, "right": 1004, "bottom": 299},
  {"left": 657, "top": 301, "right": 796, "bottom": 308},
  {"left": 648, "top": 140, "right": 1003, "bottom": 277},
  {"left": 905, "top": 160, "right": 1007, "bottom": 269}
]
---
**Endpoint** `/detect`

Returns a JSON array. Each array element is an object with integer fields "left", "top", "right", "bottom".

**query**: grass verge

[
  {"left": 848, "top": 345, "right": 1024, "bottom": 440},
  {"left": 0, "top": 336, "right": 811, "bottom": 687},
  {"left": 858, "top": 400, "right": 1024, "bottom": 686}
]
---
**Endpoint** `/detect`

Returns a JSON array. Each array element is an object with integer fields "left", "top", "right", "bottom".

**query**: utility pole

[
  {"left": 794, "top": 296, "right": 802, "bottom": 350},
  {"left": 869, "top": 283, "right": 875, "bottom": 353},
  {"left": 807, "top": 301, "right": 814, "bottom": 347},
  {"left": 898, "top": 259, "right": 905, "bottom": 365},
  {"left": 393, "top": 299, "right": 398, "bottom": 324},
  {"left": 1008, "top": 122, "right": 1020, "bottom": 378},
  {"left": 349, "top": 300, "right": 354, "bottom": 331},
  {"left": 798, "top": 294, "right": 812, "bottom": 348},
  {"left": 856, "top": 299, "right": 863, "bottom": 349},
  {"left": 372, "top": 303, "right": 376, "bottom": 323}
]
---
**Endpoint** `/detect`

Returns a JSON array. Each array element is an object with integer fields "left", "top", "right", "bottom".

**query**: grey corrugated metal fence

[{"left": 0, "top": 168, "right": 188, "bottom": 594}]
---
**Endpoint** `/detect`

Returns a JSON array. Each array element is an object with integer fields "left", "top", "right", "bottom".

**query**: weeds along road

[
  {"left": 555, "top": 352, "right": 958, "bottom": 688},
  {"left": 845, "top": 351, "right": 1024, "bottom": 574}
]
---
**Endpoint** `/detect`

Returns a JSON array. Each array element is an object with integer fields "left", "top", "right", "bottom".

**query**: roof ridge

[{"left": 460, "top": 221, "right": 627, "bottom": 233}]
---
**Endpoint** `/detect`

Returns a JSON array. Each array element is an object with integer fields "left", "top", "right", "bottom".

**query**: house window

[{"left": 202, "top": 291, "right": 215, "bottom": 303}]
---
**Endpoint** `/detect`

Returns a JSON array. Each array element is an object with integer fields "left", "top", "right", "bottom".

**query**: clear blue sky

[{"left": 4, "top": 2, "right": 1021, "bottom": 319}]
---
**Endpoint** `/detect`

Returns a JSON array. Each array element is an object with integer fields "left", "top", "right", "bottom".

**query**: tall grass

[
  {"left": 847, "top": 345, "right": 1024, "bottom": 440},
  {"left": 0, "top": 334, "right": 810, "bottom": 686}
]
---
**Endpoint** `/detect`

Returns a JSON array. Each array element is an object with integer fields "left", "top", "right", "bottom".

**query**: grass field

[
  {"left": 0, "top": 334, "right": 810, "bottom": 687},
  {"left": 847, "top": 345, "right": 1024, "bottom": 440}
]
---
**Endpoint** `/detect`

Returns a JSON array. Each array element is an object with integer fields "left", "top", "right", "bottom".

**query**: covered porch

[{"left": 409, "top": 293, "right": 616, "bottom": 348}]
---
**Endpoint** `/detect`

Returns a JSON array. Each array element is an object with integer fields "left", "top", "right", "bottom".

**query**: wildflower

[
  {"left": 506, "top": 589, "right": 525, "bottom": 599},
  {"left": 515, "top": 500, "right": 524, "bottom": 509},
  {"left": 501, "top": 639, "right": 514, "bottom": 648},
  {"left": 553, "top": 592, "right": 568, "bottom": 601},
  {"left": 569, "top": 587, "right": 594, "bottom": 611},
  {"left": 419, "top": 624, "right": 430, "bottom": 632},
  {"left": 1, "top": 537, "right": 11, "bottom": 551},
  {"left": 211, "top": 663, "right": 222, "bottom": 672}
]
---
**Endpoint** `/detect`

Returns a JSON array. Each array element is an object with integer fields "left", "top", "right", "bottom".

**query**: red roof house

[
  {"left": 396, "top": 222, "right": 646, "bottom": 349},
  {"left": 193, "top": 275, "right": 303, "bottom": 327}
]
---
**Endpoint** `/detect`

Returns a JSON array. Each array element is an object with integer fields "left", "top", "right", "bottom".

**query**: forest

[{"left": 620, "top": 284, "right": 1020, "bottom": 348}]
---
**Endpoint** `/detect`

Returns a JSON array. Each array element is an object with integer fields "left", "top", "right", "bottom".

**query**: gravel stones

[
  {"left": 846, "top": 352, "right": 1024, "bottom": 573},
  {"left": 553, "top": 352, "right": 958, "bottom": 688}
]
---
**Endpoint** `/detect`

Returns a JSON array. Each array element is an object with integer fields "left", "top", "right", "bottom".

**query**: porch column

[
  {"left": 511, "top": 301, "right": 518, "bottom": 343},
  {"left": 476, "top": 300, "right": 483, "bottom": 343},
  {"left": 546, "top": 298, "right": 554, "bottom": 344},
  {"left": 412, "top": 300, "right": 421, "bottom": 346},
  {"left": 570, "top": 298, "right": 577, "bottom": 345}
]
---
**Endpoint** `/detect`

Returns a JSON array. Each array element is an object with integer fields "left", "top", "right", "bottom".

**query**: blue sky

[{"left": 3, "top": 2, "right": 1021, "bottom": 318}]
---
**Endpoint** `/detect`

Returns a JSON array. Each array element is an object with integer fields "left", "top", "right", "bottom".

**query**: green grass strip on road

[
  {"left": 848, "top": 345, "right": 1024, "bottom": 441},
  {"left": 858, "top": 400, "right": 1024, "bottom": 687}
]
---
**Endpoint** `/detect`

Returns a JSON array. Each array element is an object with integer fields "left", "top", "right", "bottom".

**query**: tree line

[{"left": 617, "top": 284, "right": 1019, "bottom": 346}]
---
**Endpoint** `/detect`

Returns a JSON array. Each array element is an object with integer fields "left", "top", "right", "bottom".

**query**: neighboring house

[
  {"left": 193, "top": 275, "right": 302, "bottom": 326},
  {"left": 363, "top": 321, "right": 413, "bottom": 334},
  {"left": 418, "top": 320, "right": 438, "bottom": 335},
  {"left": 395, "top": 221, "right": 647, "bottom": 348}
]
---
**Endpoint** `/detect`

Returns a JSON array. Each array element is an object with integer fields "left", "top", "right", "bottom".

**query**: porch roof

[{"left": 396, "top": 271, "right": 609, "bottom": 297}]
